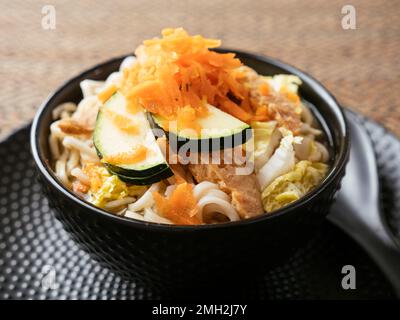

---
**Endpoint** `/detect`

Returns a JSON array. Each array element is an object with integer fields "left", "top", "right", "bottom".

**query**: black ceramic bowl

[{"left": 31, "top": 50, "right": 349, "bottom": 293}]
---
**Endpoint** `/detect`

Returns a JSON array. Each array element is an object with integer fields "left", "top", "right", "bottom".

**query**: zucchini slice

[
  {"left": 150, "top": 104, "right": 252, "bottom": 152},
  {"left": 93, "top": 91, "right": 173, "bottom": 183},
  {"left": 108, "top": 166, "right": 173, "bottom": 186}
]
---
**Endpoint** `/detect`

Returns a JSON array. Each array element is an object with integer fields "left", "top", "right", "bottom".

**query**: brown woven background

[{"left": 1, "top": 0, "right": 399, "bottom": 139}]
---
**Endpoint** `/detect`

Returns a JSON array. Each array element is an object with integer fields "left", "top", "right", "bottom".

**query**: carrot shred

[
  {"left": 259, "top": 83, "right": 270, "bottom": 96},
  {"left": 83, "top": 163, "right": 103, "bottom": 192},
  {"left": 285, "top": 91, "right": 300, "bottom": 104},
  {"left": 102, "top": 145, "right": 150, "bottom": 165},
  {"left": 104, "top": 109, "right": 139, "bottom": 134},
  {"left": 280, "top": 87, "right": 300, "bottom": 104},
  {"left": 97, "top": 84, "right": 117, "bottom": 104},
  {"left": 119, "top": 28, "right": 255, "bottom": 129},
  {"left": 153, "top": 182, "right": 200, "bottom": 225},
  {"left": 218, "top": 98, "right": 252, "bottom": 123},
  {"left": 72, "top": 180, "right": 89, "bottom": 194}
]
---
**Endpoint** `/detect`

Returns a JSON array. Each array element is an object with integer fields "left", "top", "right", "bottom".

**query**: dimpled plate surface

[{"left": 0, "top": 111, "right": 397, "bottom": 299}]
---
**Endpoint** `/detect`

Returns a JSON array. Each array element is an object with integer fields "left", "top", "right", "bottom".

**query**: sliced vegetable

[
  {"left": 261, "top": 160, "right": 328, "bottom": 212},
  {"left": 151, "top": 104, "right": 252, "bottom": 152},
  {"left": 251, "top": 121, "right": 282, "bottom": 170},
  {"left": 108, "top": 166, "right": 174, "bottom": 186},
  {"left": 93, "top": 91, "right": 173, "bottom": 183},
  {"left": 257, "top": 130, "right": 302, "bottom": 190},
  {"left": 97, "top": 84, "right": 117, "bottom": 104},
  {"left": 83, "top": 164, "right": 147, "bottom": 209}
]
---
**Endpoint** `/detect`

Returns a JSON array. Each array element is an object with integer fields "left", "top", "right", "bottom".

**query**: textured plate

[{"left": 0, "top": 111, "right": 398, "bottom": 300}]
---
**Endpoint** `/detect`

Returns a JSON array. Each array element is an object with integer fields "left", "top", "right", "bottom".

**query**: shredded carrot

[
  {"left": 58, "top": 119, "right": 92, "bottom": 135},
  {"left": 119, "top": 28, "right": 255, "bottom": 128},
  {"left": 255, "top": 105, "right": 268, "bottom": 116},
  {"left": 258, "top": 83, "right": 270, "bottom": 96},
  {"left": 102, "top": 145, "right": 150, "bottom": 165},
  {"left": 176, "top": 105, "right": 202, "bottom": 134},
  {"left": 104, "top": 109, "right": 139, "bottom": 134},
  {"left": 72, "top": 180, "right": 89, "bottom": 194},
  {"left": 252, "top": 105, "right": 269, "bottom": 121},
  {"left": 280, "top": 87, "right": 300, "bottom": 104},
  {"left": 286, "top": 91, "right": 300, "bottom": 104},
  {"left": 98, "top": 84, "right": 117, "bottom": 104},
  {"left": 153, "top": 182, "right": 200, "bottom": 225},
  {"left": 218, "top": 98, "right": 252, "bottom": 123},
  {"left": 83, "top": 163, "right": 102, "bottom": 192}
]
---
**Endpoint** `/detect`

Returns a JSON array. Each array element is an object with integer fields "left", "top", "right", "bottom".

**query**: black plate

[{"left": 0, "top": 110, "right": 398, "bottom": 299}]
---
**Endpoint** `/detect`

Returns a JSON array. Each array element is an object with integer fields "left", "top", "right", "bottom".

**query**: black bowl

[{"left": 31, "top": 50, "right": 350, "bottom": 293}]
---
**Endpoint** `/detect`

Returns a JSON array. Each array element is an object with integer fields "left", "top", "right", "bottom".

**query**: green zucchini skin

[
  {"left": 107, "top": 166, "right": 173, "bottom": 186},
  {"left": 94, "top": 147, "right": 172, "bottom": 179},
  {"left": 104, "top": 160, "right": 170, "bottom": 178},
  {"left": 148, "top": 113, "right": 252, "bottom": 153}
]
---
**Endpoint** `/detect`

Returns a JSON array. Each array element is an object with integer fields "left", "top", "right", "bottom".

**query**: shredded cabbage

[
  {"left": 251, "top": 121, "right": 281, "bottom": 170},
  {"left": 257, "top": 130, "right": 302, "bottom": 190},
  {"left": 261, "top": 160, "right": 328, "bottom": 212},
  {"left": 265, "top": 74, "right": 302, "bottom": 94},
  {"left": 85, "top": 165, "right": 146, "bottom": 208}
]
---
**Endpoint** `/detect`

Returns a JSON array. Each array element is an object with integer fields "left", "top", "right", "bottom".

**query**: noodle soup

[{"left": 48, "top": 28, "right": 330, "bottom": 225}]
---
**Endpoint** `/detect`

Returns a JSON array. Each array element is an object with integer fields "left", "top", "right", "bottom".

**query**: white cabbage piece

[
  {"left": 84, "top": 165, "right": 146, "bottom": 208},
  {"left": 257, "top": 129, "right": 302, "bottom": 190},
  {"left": 261, "top": 160, "right": 328, "bottom": 212},
  {"left": 294, "top": 136, "right": 330, "bottom": 163},
  {"left": 251, "top": 121, "right": 282, "bottom": 171},
  {"left": 265, "top": 74, "right": 302, "bottom": 94},
  {"left": 80, "top": 80, "right": 105, "bottom": 98},
  {"left": 119, "top": 56, "right": 137, "bottom": 71}
]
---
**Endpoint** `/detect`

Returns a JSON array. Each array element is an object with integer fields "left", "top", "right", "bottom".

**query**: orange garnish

[
  {"left": 218, "top": 97, "right": 252, "bottom": 123},
  {"left": 286, "top": 92, "right": 300, "bottom": 104},
  {"left": 252, "top": 105, "right": 269, "bottom": 121},
  {"left": 102, "top": 145, "right": 150, "bottom": 165},
  {"left": 120, "top": 28, "right": 254, "bottom": 128},
  {"left": 255, "top": 105, "right": 268, "bottom": 116},
  {"left": 72, "top": 180, "right": 89, "bottom": 194},
  {"left": 58, "top": 119, "right": 92, "bottom": 135},
  {"left": 97, "top": 84, "right": 117, "bottom": 104},
  {"left": 153, "top": 182, "right": 200, "bottom": 225},
  {"left": 176, "top": 105, "right": 202, "bottom": 134},
  {"left": 83, "top": 163, "right": 103, "bottom": 192},
  {"left": 280, "top": 87, "right": 300, "bottom": 104},
  {"left": 258, "top": 83, "right": 270, "bottom": 96},
  {"left": 104, "top": 109, "right": 139, "bottom": 134}
]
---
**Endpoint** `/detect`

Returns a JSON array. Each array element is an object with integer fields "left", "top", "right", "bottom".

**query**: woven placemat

[{"left": 1, "top": 0, "right": 399, "bottom": 139}]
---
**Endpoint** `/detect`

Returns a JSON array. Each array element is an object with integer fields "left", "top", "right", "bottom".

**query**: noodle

[
  {"left": 66, "top": 149, "right": 80, "bottom": 174},
  {"left": 128, "top": 183, "right": 161, "bottom": 212},
  {"left": 197, "top": 196, "right": 239, "bottom": 222},
  {"left": 125, "top": 210, "right": 147, "bottom": 221},
  {"left": 62, "top": 136, "right": 99, "bottom": 162},
  {"left": 70, "top": 168, "right": 90, "bottom": 185},
  {"left": 55, "top": 149, "right": 70, "bottom": 187},
  {"left": 52, "top": 102, "right": 77, "bottom": 120},
  {"left": 143, "top": 207, "right": 172, "bottom": 224},
  {"left": 104, "top": 197, "right": 136, "bottom": 210}
]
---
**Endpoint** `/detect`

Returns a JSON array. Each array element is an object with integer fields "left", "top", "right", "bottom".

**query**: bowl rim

[{"left": 31, "top": 49, "right": 350, "bottom": 232}]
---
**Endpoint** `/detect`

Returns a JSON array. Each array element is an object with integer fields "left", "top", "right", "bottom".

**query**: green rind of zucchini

[
  {"left": 149, "top": 114, "right": 253, "bottom": 153},
  {"left": 93, "top": 145, "right": 171, "bottom": 178},
  {"left": 108, "top": 166, "right": 173, "bottom": 186}
]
